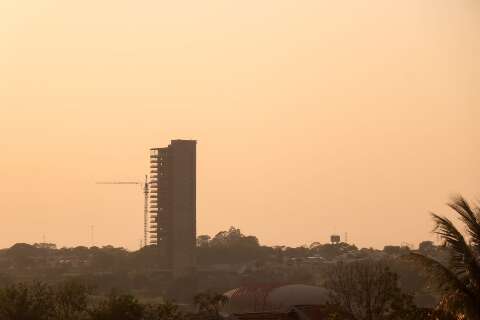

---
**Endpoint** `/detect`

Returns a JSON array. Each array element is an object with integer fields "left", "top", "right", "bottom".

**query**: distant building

[
  {"left": 149, "top": 140, "right": 197, "bottom": 277},
  {"left": 330, "top": 235, "right": 340, "bottom": 244},
  {"left": 33, "top": 243, "right": 57, "bottom": 250},
  {"left": 419, "top": 240, "right": 435, "bottom": 253}
]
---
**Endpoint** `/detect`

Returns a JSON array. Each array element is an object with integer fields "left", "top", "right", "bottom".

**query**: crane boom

[
  {"left": 96, "top": 182, "right": 141, "bottom": 184},
  {"left": 96, "top": 176, "right": 149, "bottom": 248}
]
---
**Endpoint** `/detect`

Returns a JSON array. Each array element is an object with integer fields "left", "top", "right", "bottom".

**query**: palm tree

[{"left": 409, "top": 196, "right": 480, "bottom": 319}]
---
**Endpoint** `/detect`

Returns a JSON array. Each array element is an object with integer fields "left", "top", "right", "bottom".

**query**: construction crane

[{"left": 96, "top": 175, "right": 149, "bottom": 247}]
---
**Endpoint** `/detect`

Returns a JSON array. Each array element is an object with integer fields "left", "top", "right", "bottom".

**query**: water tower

[{"left": 330, "top": 234, "right": 341, "bottom": 244}]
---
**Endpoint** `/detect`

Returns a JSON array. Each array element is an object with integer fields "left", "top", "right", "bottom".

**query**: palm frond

[
  {"left": 431, "top": 213, "right": 480, "bottom": 287},
  {"left": 407, "top": 252, "right": 471, "bottom": 296},
  {"left": 448, "top": 196, "right": 480, "bottom": 255}
]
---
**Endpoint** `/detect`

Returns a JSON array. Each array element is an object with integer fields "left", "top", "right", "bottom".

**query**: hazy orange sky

[{"left": 1, "top": 1, "right": 479, "bottom": 250}]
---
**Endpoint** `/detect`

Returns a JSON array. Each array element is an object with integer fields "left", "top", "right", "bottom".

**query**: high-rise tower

[{"left": 149, "top": 140, "right": 196, "bottom": 277}]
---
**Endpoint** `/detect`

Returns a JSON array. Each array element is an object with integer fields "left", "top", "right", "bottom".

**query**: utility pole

[{"left": 90, "top": 225, "right": 94, "bottom": 247}]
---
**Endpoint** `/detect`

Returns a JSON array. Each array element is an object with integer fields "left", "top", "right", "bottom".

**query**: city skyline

[{"left": 1, "top": 1, "right": 479, "bottom": 250}]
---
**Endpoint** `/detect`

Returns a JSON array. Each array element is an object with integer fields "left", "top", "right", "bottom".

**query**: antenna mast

[{"left": 90, "top": 225, "right": 94, "bottom": 247}]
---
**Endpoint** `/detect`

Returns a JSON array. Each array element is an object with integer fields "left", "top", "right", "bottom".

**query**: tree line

[
  {"left": 0, "top": 280, "right": 229, "bottom": 320},
  {"left": 323, "top": 196, "right": 480, "bottom": 320},
  {"left": 0, "top": 195, "right": 479, "bottom": 319}
]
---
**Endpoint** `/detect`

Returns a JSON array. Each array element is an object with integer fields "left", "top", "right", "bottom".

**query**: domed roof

[
  {"left": 224, "top": 284, "right": 329, "bottom": 314},
  {"left": 268, "top": 284, "right": 329, "bottom": 308}
]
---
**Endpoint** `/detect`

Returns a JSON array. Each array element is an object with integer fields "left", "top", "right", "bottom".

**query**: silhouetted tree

[
  {"left": 194, "top": 291, "right": 228, "bottom": 319},
  {"left": 89, "top": 293, "right": 144, "bottom": 320},
  {"left": 130, "top": 245, "right": 165, "bottom": 269},
  {"left": 325, "top": 260, "right": 419, "bottom": 320},
  {"left": 53, "top": 280, "right": 92, "bottom": 320},
  {"left": 6, "top": 243, "right": 39, "bottom": 269},
  {"left": 310, "top": 242, "right": 357, "bottom": 259},
  {"left": 196, "top": 227, "right": 270, "bottom": 265},
  {"left": 145, "top": 300, "right": 183, "bottom": 320},
  {"left": 409, "top": 196, "right": 480, "bottom": 319},
  {"left": 209, "top": 227, "right": 259, "bottom": 248},
  {"left": 0, "top": 282, "right": 55, "bottom": 320}
]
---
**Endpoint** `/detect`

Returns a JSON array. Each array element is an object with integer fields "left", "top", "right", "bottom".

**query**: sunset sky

[{"left": 1, "top": 1, "right": 479, "bottom": 250}]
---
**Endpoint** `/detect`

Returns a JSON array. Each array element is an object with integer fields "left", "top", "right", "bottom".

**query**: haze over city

[{"left": 1, "top": 1, "right": 479, "bottom": 251}]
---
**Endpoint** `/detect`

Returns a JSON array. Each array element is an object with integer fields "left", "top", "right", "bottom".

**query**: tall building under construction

[{"left": 149, "top": 140, "right": 196, "bottom": 277}]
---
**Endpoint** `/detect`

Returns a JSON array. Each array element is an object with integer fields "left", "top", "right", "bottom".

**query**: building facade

[{"left": 149, "top": 140, "right": 197, "bottom": 277}]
